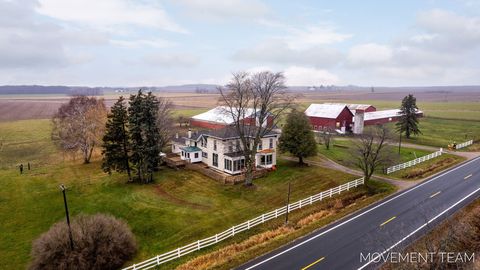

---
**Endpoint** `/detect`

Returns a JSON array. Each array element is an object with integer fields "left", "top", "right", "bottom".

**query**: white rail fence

[
  {"left": 455, "top": 140, "right": 473, "bottom": 150},
  {"left": 123, "top": 177, "right": 365, "bottom": 270},
  {"left": 386, "top": 149, "right": 443, "bottom": 174}
]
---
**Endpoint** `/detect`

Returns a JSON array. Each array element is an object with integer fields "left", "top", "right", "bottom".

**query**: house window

[
  {"left": 187, "top": 153, "right": 190, "bottom": 159},
  {"left": 260, "top": 154, "right": 273, "bottom": 165},
  {"left": 224, "top": 159, "right": 232, "bottom": 171},
  {"left": 202, "top": 152, "right": 207, "bottom": 158},
  {"left": 213, "top": 153, "right": 218, "bottom": 167},
  {"left": 194, "top": 153, "right": 199, "bottom": 159},
  {"left": 201, "top": 138, "right": 207, "bottom": 147},
  {"left": 233, "top": 159, "right": 245, "bottom": 171},
  {"left": 214, "top": 140, "right": 217, "bottom": 151},
  {"left": 173, "top": 145, "right": 176, "bottom": 150},
  {"left": 194, "top": 142, "right": 198, "bottom": 147},
  {"left": 236, "top": 140, "right": 240, "bottom": 150},
  {"left": 258, "top": 141, "right": 263, "bottom": 150},
  {"left": 269, "top": 138, "right": 274, "bottom": 149},
  {"left": 228, "top": 144, "right": 233, "bottom": 153}
]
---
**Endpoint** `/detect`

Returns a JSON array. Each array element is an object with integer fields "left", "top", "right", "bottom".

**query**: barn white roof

[
  {"left": 354, "top": 109, "right": 423, "bottom": 121},
  {"left": 191, "top": 106, "right": 258, "bottom": 124},
  {"left": 364, "top": 109, "right": 401, "bottom": 121},
  {"left": 324, "top": 103, "right": 373, "bottom": 112},
  {"left": 304, "top": 104, "right": 350, "bottom": 119}
]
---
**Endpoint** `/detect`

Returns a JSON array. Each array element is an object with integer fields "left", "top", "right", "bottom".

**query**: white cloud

[
  {"left": 347, "top": 43, "right": 392, "bottom": 66},
  {"left": 174, "top": 0, "right": 269, "bottom": 21},
  {"left": 143, "top": 53, "right": 200, "bottom": 67},
  {"left": 37, "top": 0, "right": 187, "bottom": 33},
  {"left": 233, "top": 39, "right": 343, "bottom": 68},
  {"left": 415, "top": 9, "right": 480, "bottom": 51},
  {"left": 283, "top": 66, "right": 339, "bottom": 86},
  {"left": 285, "top": 25, "right": 352, "bottom": 50},
  {"left": 111, "top": 38, "right": 175, "bottom": 49}
]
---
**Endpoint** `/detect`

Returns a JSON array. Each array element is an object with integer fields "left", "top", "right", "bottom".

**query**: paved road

[{"left": 237, "top": 156, "right": 480, "bottom": 270}]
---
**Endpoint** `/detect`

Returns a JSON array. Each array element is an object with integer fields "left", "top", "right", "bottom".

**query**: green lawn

[
  {"left": 0, "top": 119, "right": 370, "bottom": 269},
  {"left": 388, "top": 117, "right": 480, "bottom": 148},
  {"left": 315, "top": 138, "right": 432, "bottom": 167}
]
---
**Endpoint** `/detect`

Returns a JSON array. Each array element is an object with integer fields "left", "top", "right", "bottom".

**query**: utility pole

[
  {"left": 60, "top": 184, "right": 74, "bottom": 251},
  {"left": 285, "top": 182, "right": 291, "bottom": 225}
]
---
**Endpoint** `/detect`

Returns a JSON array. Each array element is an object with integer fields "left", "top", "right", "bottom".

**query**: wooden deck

[{"left": 163, "top": 154, "right": 187, "bottom": 169}]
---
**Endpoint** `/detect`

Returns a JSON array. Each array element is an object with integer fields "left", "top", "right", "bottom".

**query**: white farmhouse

[{"left": 171, "top": 127, "right": 279, "bottom": 175}]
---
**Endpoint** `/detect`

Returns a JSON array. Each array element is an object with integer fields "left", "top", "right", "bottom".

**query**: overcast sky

[{"left": 1, "top": 0, "right": 480, "bottom": 87}]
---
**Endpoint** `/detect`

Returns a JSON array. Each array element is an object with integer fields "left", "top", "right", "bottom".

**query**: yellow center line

[
  {"left": 301, "top": 256, "right": 325, "bottom": 270},
  {"left": 465, "top": 174, "right": 473, "bottom": 180},
  {"left": 430, "top": 191, "right": 441, "bottom": 198},
  {"left": 380, "top": 216, "right": 396, "bottom": 227}
]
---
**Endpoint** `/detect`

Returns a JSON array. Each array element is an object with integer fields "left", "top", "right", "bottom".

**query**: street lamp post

[{"left": 60, "top": 184, "right": 74, "bottom": 251}]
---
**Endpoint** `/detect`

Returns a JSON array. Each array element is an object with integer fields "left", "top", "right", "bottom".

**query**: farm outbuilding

[
  {"left": 305, "top": 104, "right": 354, "bottom": 133},
  {"left": 306, "top": 103, "right": 423, "bottom": 134}
]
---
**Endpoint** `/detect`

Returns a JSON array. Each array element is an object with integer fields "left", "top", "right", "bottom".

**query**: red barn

[
  {"left": 305, "top": 104, "right": 354, "bottom": 133},
  {"left": 190, "top": 106, "right": 273, "bottom": 130}
]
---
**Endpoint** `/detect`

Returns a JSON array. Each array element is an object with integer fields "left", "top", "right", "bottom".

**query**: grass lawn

[
  {"left": 313, "top": 138, "right": 467, "bottom": 180},
  {"left": 0, "top": 119, "right": 379, "bottom": 269},
  {"left": 392, "top": 117, "right": 480, "bottom": 148},
  {"left": 315, "top": 138, "right": 432, "bottom": 167}
]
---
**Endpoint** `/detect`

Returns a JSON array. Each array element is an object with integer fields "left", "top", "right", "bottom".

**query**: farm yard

[
  {"left": 0, "top": 118, "right": 394, "bottom": 269},
  {"left": 0, "top": 89, "right": 479, "bottom": 269}
]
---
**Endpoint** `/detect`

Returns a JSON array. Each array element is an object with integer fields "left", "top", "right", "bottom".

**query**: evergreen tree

[
  {"left": 142, "top": 92, "right": 161, "bottom": 183},
  {"left": 279, "top": 110, "right": 317, "bottom": 165},
  {"left": 396, "top": 94, "right": 422, "bottom": 139},
  {"left": 128, "top": 90, "right": 146, "bottom": 183},
  {"left": 128, "top": 90, "right": 161, "bottom": 183},
  {"left": 101, "top": 96, "right": 132, "bottom": 181}
]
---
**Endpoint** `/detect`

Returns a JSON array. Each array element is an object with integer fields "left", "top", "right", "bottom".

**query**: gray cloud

[{"left": 0, "top": 0, "right": 107, "bottom": 69}]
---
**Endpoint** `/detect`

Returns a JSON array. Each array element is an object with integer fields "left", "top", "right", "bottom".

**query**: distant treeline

[{"left": 0, "top": 85, "right": 103, "bottom": 96}]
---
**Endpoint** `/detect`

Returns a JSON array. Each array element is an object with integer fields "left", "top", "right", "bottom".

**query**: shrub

[{"left": 30, "top": 214, "right": 137, "bottom": 270}]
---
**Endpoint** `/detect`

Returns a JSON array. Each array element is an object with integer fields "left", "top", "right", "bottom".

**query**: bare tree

[
  {"left": 156, "top": 97, "right": 174, "bottom": 151},
  {"left": 52, "top": 96, "right": 107, "bottom": 164},
  {"left": 176, "top": 115, "right": 188, "bottom": 128},
  {"left": 351, "top": 125, "right": 395, "bottom": 188},
  {"left": 219, "top": 71, "right": 295, "bottom": 186},
  {"left": 319, "top": 128, "right": 335, "bottom": 150}
]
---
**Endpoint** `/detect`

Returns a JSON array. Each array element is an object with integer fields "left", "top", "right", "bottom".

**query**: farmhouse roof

[
  {"left": 191, "top": 106, "right": 259, "bottom": 124},
  {"left": 180, "top": 146, "right": 202, "bottom": 152},
  {"left": 304, "top": 103, "right": 351, "bottom": 119}
]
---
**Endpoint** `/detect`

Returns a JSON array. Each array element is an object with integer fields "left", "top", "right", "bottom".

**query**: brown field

[{"left": 1, "top": 90, "right": 480, "bottom": 122}]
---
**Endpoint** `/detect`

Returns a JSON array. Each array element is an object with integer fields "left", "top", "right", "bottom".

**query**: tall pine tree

[
  {"left": 396, "top": 94, "right": 422, "bottom": 139},
  {"left": 102, "top": 96, "right": 132, "bottom": 181},
  {"left": 128, "top": 90, "right": 161, "bottom": 183},
  {"left": 143, "top": 92, "right": 161, "bottom": 183},
  {"left": 279, "top": 110, "right": 317, "bottom": 165}
]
